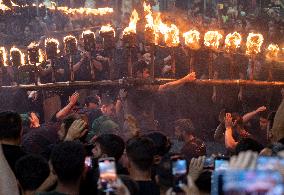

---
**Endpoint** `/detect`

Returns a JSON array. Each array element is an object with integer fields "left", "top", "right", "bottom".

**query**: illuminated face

[
  {"left": 102, "top": 103, "right": 115, "bottom": 117},
  {"left": 259, "top": 117, "right": 268, "bottom": 131},
  {"left": 88, "top": 102, "right": 98, "bottom": 110},
  {"left": 92, "top": 142, "right": 102, "bottom": 159}
]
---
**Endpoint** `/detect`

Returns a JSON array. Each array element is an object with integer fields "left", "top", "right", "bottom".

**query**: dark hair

[
  {"left": 0, "top": 111, "right": 22, "bottom": 140},
  {"left": 15, "top": 154, "right": 50, "bottom": 191},
  {"left": 85, "top": 96, "right": 100, "bottom": 107},
  {"left": 231, "top": 112, "right": 244, "bottom": 128},
  {"left": 146, "top": 132, "right": 171, "bottom": 156},
  {"left": 94, "top": 134, "right": 125, "bottom": 161},
  {"left": 119, "top": 175, "right": 139, "bottom": 195},
  {"left": 259, "top": 111, "right": 269, "bottom": 119},
  {"left": 156, "top": 154, "right": 173, "bottom": 188},
  {"left": 62, "top": 114, "right": 77, "bottom": 133},
  {"left": 51, "top": 141, "right": 85, "bottom": 183},
  {"left": 133, "top": 61, "right": 149, "bottom": 75},
  {"left": 126, "top": 137, "right": 155, "bottom": 171},
  {"left": 195, "top": 170, "right": 212, "bottom": 193},
  {"left": 174, "top": 119, "right": 195, "bottom": 135},
  {"left": 235, "top": 138, "right": 264, "bottom": 154}
]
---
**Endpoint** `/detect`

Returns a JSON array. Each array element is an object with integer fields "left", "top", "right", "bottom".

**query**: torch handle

[
  {"left": 249, "top": 57, "right": 255, "bottom": 81},
  {"left": 189, "top": 50, "right": 194, "bottom": 73},
  {"left": 230, "top": 55, "right": 234, "bottom": 80},
  {"left": 209, "top": 51, "right": 213, "bottom": 79},
  {"left": 34, "top": 63, "right": 38, "bottom": 86},
  {"left": 51, "top": 60, "right": 56, "bottom": 83},
  {"left": 171, "top": 48, "right": 176, "bottom": 78},
  {"left": 69, "top": 55, "right": 74, "bottom": 82},
  {"left": 150, "top": 45, "right": 155, "bottom": 78},
  {"left": 268, "top": 62, "right": 273, "bottom": 81},
  {"left": 90, "top": 59, "right": 95, "bottom": 81},
  {"left": 128, "top": 48, "right": 133, "bottom": 77}
]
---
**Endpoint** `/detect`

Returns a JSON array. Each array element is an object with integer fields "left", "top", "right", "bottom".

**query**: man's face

[
  {"left": 88, "top": 103, "right": 98, "bottom": 110},
  {"left": 259, "top": 117, "right": 268, "bottom": 131},
  {"left": 102, "top": 103, "right": 115, "bottom": 117},
  {"left": 24, "top": 27, "right": 31, "bottom": 36},
  {"left": 92, "top": 142, "right": 102, "bottom": 159},
  {"left": 174, "top": 126, "right": 182, "bottom": 138}
]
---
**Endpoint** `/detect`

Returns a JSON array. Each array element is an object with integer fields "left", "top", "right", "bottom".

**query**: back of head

[
  {"left": 146, "top": 132, "right": 171, "bottom": 156},
  {"left": 232, "top": 112, "right": 244, "bottom": 128},
  {"left": 126, "top": 137, "right": 155, "bottom": 172},
  {"left": 195, "top": 170, "right": 212, "bottom": 194},
  {"left": 15, "top": 154, "right": 50, "bottom": 191},
  {"left": 94, "top": 134, "right": 125, "bottom": 161},
  {"left": 119, "top": 175, "right": 139, "bottom": 195},
  {"left": 85, "top": 95, "right": 100, "bottom": 107},
  {"left": 0, "top": 111, "right": 22, "bottom": 140},
  {"left": 51, "top": 141, "right": 85, "bottom": 183},
  {"left": 156, "top": 154, "right": 173, "bottom": 189},
  {"left": 181, "top": 140, "right": 206, "bottom": 161},
  {"left": 235, "top": 138, "right": 264, "bottom": 154},
  {"left": 174, "top": 119, "right": 195, "bottom": 135}
]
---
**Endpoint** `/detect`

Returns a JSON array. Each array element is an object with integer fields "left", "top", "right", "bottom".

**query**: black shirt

[{"left": 136, "top": 180, "right": 160, "bottom": 195}]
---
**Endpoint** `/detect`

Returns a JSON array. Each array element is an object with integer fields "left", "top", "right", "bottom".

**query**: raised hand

[
  {"left": 256, "top": 106, "right": 267, "bottom": 113},
  {"left": 64, "top": 119, "right": 87, "bottom": 141},
  {"left": 188, "top": 156, "right": 205, "bottom": 181},
  {"left": 224, "top": 113, "right": 233, "bottom": 129},
  {"left": 69, "top": 92, "right": 79, "bottom": 106},
  {"left": 29, "top": 112, "right": 40, "bottom": 128}
]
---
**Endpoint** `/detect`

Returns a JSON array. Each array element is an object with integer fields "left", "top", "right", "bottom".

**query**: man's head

[
  {"left": 51, "top": 141, "right": 85, "bottom": 184},
  {"left": 146, "top": 132, "right": 171, "bottom": 157},
  {"left": 134, "top": 61, "right": 150, "bottom": 79},
  {"left": 231, "top": 112, "right": 244, "bottom": 129},
  {"left": 15, "top": 154, "right": 50, "bottom": 192},
  {"left": 235, "top": 138, "right": 264, "bottom": 154},
  {"left": 259, "top": 111, "right": 269, "bottom": 131},
  {"left": 58, "top": 114, "right": 78, "bottom": 141},
  {"left": 101, "top": 96, "right": 115, "bottom": 117},
  {"left": 85, "top": 95, "right": 100, "bottom": 109},
  {"left": 174, "top": 119, "right": 195, "bottom": 141},
  {"left": 0, "top": 111, "right": 22, "bottom": 144},
  {"left": 126, "top": 137, "right": 155, "bottom": 173},
  {"left": 92, "top": 134, "right": 125, "bottom": 161},
  {"left": 24, "top": 26, "right": 31, "bottom": 37}
]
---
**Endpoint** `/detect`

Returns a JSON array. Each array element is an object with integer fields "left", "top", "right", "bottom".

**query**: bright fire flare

[
  {"left": 267, "top": 43, "right": 280, "bottom": 59},
  {"left": 82, "top": 30, "right": 95, "bottom": 38},
  {"left": 225, "top": 32, "right": 242, "bottom": 52},
  {"left": 0, "top": 47, "right": 8, "bottom": 66},
  {"left": 10, "top": 47, "right": 25, "bottom": 65},
  {"left": 204, "top": 31, "right": 223, "bottom": 49},
  {"left": 45, "top": 38, "right": 60, "bottom": 53},
  {"left": 0, "top": 0, "right": 11, "bottom": 11},
  {"left": 183, "top": 30, "right": 201, "bottom": 50},
  {"left": 49, "top": 2, "right": 113, "bottom": 16},
  {"left": 38, "top": 49, "right": 44, "bottom": 63},
  {"left": 123, "top": 9, "right": 139, "bottom": 36},
  {"left": 11, "top": 0, "right": 19, "bottom": 7},
  {"left": 99, "top": 24, "right": 115, "bottom": 37},
  {"left": 63, "top": 35, "right": 78, "bottom": 45},
  {"left": 246, "top": 33, "right": 264, "bottom": 56},
  {"left": 144, "top": 2, "right": 154, "bottom": 32},
  {"left": 164, "top": 24, "right": 180, "bottom": 47}
]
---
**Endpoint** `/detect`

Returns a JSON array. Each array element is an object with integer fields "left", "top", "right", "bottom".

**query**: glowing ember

[
  {"left": 153, "top": 13, "right": 168, "bottom": 45},
  {"left": 183, "top": 30, "right": 201, "bottom": 50},
  {"left": 49, "top": 2, "right": 113, "bottom": 16},
  {"left": 225, "top": 32, "right": 242, "bottom": 52},
  {"left": 246, "top": 33, "right": 264, "bottom": 56},
  {"left": 0, "top": 47, "right": 8, "bottom": 66},
  {"left": 99, "top": 24, "right": 115, "bottom": 37},
  {"left": 0, "top": 0, "right": 11, "bottom": 11},
  {"left": 123, "top": 9, "right": 139, "bottom": 36},
  {"left": 10, "top": 47, "right": 25, "bottom": 65},
  {"left": 164, "top": 24, "right": 180, "bottom": 47},
  {"left": 204, "top": 31, "right": 223, "bottom": 49},
  {"left": 63, "top": 35, "right": 78, "bottom": 44},
  {"left": 267, "top": 43, "right": 280, "bottom": 59},
  {"left": 38, "top": 49, "right": 44, "bottom": 63}
]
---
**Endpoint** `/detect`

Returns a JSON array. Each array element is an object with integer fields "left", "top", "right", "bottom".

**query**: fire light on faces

[
  {"left": 0, "top": 0, "right": 11, "bottom": 11},
  {"left": 82, "top": 30, "right": 95, "bottom": 38},
  {"left": 45, "top": 38, "right": 60, "bottom": 52},
  {"left": 204, "top": 31, "right": 223, "bottom": 50},
  {"left": 63, "top": 35, "right": 78, "bottom": 55},
  {"left": 0, "top": 47, "right": 8, "bottom": 66},
  {"left": 267, "top": 44, "right": 280, "bottom": 59},
  {"left": 225, "top": 32, "right": 242, "bottom": 52},
  {"left": 27, "top": 42, "right": 40, "bottom": 64},
  {"left": 183, "top": 30, "right": 201, "bottom": 50},
  {"left": 246, "top": 33, "right": 264, "bottom": 56},
  {"left": 100, "top": 24, "right": 115, "bottom": 37},
  {"left": 164, "top": 24, "right": 180, "bottom": 47},
  {"left": 122, "top": 9, "right": 139, "bottom": 36},
  {"left": 45, "top": 38, "right": 60, "bottom": 59},
  {"left": 10, "top": 47, "right": 25, "bottom": 65}
]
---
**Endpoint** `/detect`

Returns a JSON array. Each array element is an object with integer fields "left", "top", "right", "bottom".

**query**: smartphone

[
  {"left": 214, "top": 157, "right": 229, "bottom": 171},
  {"left": 204, "top": 157, "right": 214, "bottom": 169},
  {"left": 98, "top": 157, "right": 117, "bottom": 192},
  {"left": 171, "top": 156, "right": 188, "bottom": 192},
  {"left": 256, "top": 156, "right": 284, "bottom": 170},
  {"left": 222, "top": 170, "right": 284, "bottom": 194},
  {"left": 84, "top": 156, "right": 92, "bottom": 168}
]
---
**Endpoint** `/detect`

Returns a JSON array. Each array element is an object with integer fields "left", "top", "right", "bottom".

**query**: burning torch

[
  {"left": 183, "top": 30, "right": 201, "bottom": 73},
  {"left": 122, "top": 9, "right": 139, "bottom": 77},
  {"left": 10, "top": 47, "right": 26, "bottom": 84},
  {"left": 82, "top": 30, "right": 96, "bottom": 81},
  {"left": 266, "top": 43, "right": 279, "bottom": 81},
  {"left": 63, "top": 35, "right": 77, "bottom": 82},
  {"left": 0, "top": 47, "right": 7, "bottom": 86},
  {"left": 45, "top": 38, "right": 59, "bottom": 83},
  {"left": 246, "top": 33, "right": 264, "bottom": 81},
  {"left": 27, "top": 42, "right": 44, "bottom": 85}
]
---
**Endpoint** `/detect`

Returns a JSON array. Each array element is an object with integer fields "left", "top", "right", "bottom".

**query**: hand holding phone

[
  {"left": 171, "top": 155, "right": 188, "bottom": 192},
  {"left": 98, "top": 157, "right": 117, "bottom": 192}
]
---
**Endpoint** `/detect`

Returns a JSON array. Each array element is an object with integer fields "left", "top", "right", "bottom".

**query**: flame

[
  {"left": 0, "top": 0, "right": 11, "bottom": 11},
  {"left": 10, "top": 47, "right": 25, "bottom": 65},
  {"left": 49, "top": 1, "right": 113, "bottom": 16},
  {"left": 45, "top": 38, "right": 60, "bottom": 53},
  {"left": 204, "top": 31, "right": 223, "bottom": 49},
  {"left": 63, "top": 35, "right": 78, "bottom": 44},
  {"left": 99, "top": 24, "right": 115, "bottom": 37},
  {"left": 39, "top": 49, "right": 44, "bottom": 63},
  {"left": 183, "top": 30, "right": 201, "bottom": 50},
  {"left": 225, "top": 32, "right": 242, "bottom": 52},
  {"left": 144, "top": 2, "right": 154, "bottom": 32},
  {"left": 123, "top": 9, "right": 139, "bottom": 36},
  {"left": 246, "top": 33, "right": 264, "bottom": 56},
  {"left": 11, "top": 0, "right": 19, "bottom": 7},
  {"left": 164, "top": 24, "right": 180, "bottom": 47},
  {"left": 82, "top": 30, "right": 95, "bottom": 38},
  {"left": 267, "top": 43, "right": 280, "bottom": 59},
  {"left": 0, "top": 47, "right": 8, "bottom": 66},
  {"left": 153, "top": 13, "right": 168, "bottom": 45}
]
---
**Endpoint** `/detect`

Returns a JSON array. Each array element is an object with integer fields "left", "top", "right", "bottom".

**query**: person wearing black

[{"left": 0, "top": 111, "right": 26, "bottom": 175}]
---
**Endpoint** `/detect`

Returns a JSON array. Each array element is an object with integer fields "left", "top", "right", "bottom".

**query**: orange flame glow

[
  {"left": 63, "top": 35, "right": 78, "bottom": 45},
  {"left": 267, "top": 43, "right": 280, "bottom": 59},
  {"left": 0, "top": 0, "right": 11, "bottom": 11},
  {"left": 183, "top": 30, "right": 201, "bottom": 50},
  {"left": 144, "top": 2, "right": 154, "bottom": 32},
  {"left": 123, "top": 9, "right": 139, "bottom": 36},
  {"left": 11, "top": 0, "right": 19, "bottom": 7},
  {"left": 246, "top": 33, "right": 264, "bottom": 56},
  {"left": 0, "top": 47, "right": 8, "bottom": 66},
  {"left": 164, "top": 24, "right": 180, "bottom": 47},
  {"left": 45, "top": 38, "right": 60, "bottom": 53},
  {"left": 39, "top": 49, "right": 44, "bottom": 63},
  {"left": 204, "top": 31, "right": 223, "bottom": 49},
  {"left": 82, "top": 30, "right": 95, "bottom": 38},
  {"left": 10, "top": 47, "right": 25, "bottom": 65},
  {"left": 225, "top": 32, "right": 242, "bottom": 52},
  {"left": 100, "top": 24, "right": 115, "bottom": 37}
]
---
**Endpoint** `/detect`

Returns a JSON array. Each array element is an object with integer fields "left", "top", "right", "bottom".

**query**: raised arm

[
  {"left": 0, "top": 144, "right": 20, "bottom": 195},
  {"left": 242, "top": 106, "right": 267, "bottom": 123},
  {"left": 55, "top": 92, "right": 79, "bottom": 120},
  {"left": 224, "top": 113, "right": 238, "bottom": 150},
  {"left": 158, "top": 72, "right": 196, "bottom": 92}
]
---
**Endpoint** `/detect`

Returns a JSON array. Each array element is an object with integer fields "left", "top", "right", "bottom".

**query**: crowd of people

[{"left": 0, "top": 0, "right": 284, "bottom": 194}]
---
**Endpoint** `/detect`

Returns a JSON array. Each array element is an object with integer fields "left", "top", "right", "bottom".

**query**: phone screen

[
  {"left": 99, "top": 158, "right": 117, "bottom": 192},
  {"left": 172, "top": 158, "right": 188, "bottom": 192},
  {"left": 84, "top": 157, "right": 92, "bottom": 168},
  {"left": 214, "top": 159, "right": 229, "bottom": 171},
  {"left": 204, "top": 157, "right": 214, "bottom": 168},
  {"left": 256, "top": 157, "right": 284, "bottom": 170},
  {"left": 223, "top": 170, "right": 284, "bottom": 194}
]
